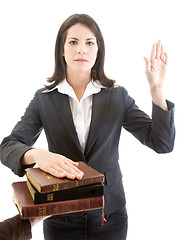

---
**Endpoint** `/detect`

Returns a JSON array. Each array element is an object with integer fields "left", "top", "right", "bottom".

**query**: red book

[
  {"left": 12, "top": 181, "right": 104, "bottom": 219},
  {"left": 26, "top": 161, "right": 104, "bottom": 193}
]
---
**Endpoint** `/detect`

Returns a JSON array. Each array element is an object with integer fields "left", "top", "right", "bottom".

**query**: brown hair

[{"left": 46, "top": 14, "right": 115, "bottom": 90}]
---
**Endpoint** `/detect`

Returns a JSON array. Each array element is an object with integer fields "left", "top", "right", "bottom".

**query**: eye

[
  {"left": 69, "top": 41, "right": 78, "bottom": 45},
  {"left": 86, "top": 41, "right": 95, "bottom": 46}
]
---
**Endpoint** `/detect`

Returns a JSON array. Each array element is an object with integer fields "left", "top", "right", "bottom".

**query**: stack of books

[{"left": 12, "top": 161, "right": 104, "bottom": 219}]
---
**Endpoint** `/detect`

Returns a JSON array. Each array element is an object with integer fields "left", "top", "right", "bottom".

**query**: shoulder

[
  {"left": 101, "top": 85, "right": 129, "bottom": 98},
  {"left": 97, "top": 85, "right": 131, "bottom": 110},
  {"left": 34, "top": 87, "right": 59, "bottom": 99},
  {"left": 27, "top": 88, "right": 59, "bottom": 110},
  {"left": 103, "top": 85, "right": 136, "bottom": 111}
]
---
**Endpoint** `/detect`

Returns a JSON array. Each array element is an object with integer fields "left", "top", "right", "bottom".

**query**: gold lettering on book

[
  {"left": 53, "top": 184, "right": 59, "bottom": 191},
  {"left": 38, "top": 207, "right": 47, "bottom": 216},
  {"left": 75, "top": 181, "right": 79, "bottom": 187},
  {"left": 42, "top": 171, "right": 53, "bottom": 180},
  {"left": 47, "top": 194, "right": 53, "bottom": 201}
]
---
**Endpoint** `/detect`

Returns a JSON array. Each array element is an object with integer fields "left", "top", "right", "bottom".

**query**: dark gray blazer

[{"left": 0, "top": 86, "right": 175, "bottom": 215}]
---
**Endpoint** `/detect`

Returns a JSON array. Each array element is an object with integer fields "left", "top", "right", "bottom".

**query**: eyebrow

[{"left": 68, "top": 37, "right": 96, "bottom": 41}]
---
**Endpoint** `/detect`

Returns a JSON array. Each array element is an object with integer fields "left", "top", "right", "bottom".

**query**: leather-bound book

[
  {"left": 12, "top": 181, "right": 104, "bottom": 219},
  {"left": 27, "top": 179, "right": 104, "bottom": 204},
  {"left": 26, "top": 161, "right": 104, "bottom": 193}
]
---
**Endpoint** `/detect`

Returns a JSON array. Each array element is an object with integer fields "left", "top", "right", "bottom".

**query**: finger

[
  {"left": 57, "top": 167, "right": 83, "bottom": 180},
  {"left": 46, "top": 160, "right": 78, "bottom": 179},
  {"left": 65, "top": 159, "right": 79, "bottom": 166},
  {"left": 156, "top": 40, "right": 161, "bottom": 59},
  {"left": 55, "top": 168, "right": 76, "bottom": 179},
  {"left": 164, "top": 52, "right": 168, "bottom": 65},
  {"left": 160, "top": 44, "right": 164, "bottom": 61},
  {"left": 48, "top": 167, "right": 66, "bottom": 178},
  {"left": 59, "top": 159, "right": 84, "bottom": 179},
  {"left": 50, "top": 165, "right": 78, "bottom": 180},
  {"left": 144, "top": 57, "right": 150, "bottom": 72},
  {"left": 52, "top": 153, "right": 83, "bottom": 176},
  {"left": 66, "top": 161, "right": 84, "bottom": 176},
  {"left": 47, "top": 165, "right": 83, "bottom": 180},
  {"left": 63, "top": 158, "right": 84, "bottom": 175},
  {"left": 150, "top": 43, "right": 156, "bottom": 61},
  {"left": 64, "top": 170, "right": 77, "bottom": 180}
]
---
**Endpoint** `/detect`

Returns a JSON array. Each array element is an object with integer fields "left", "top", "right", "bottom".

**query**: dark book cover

[
  {"left": 26, "top": 161, "right": 104, "bottom": 193},
  {"left": 27, "top": 179, "right": 104, "bottom": 204},
  {"left": 12, "top": 181, "right": 104, "bottom": 219}
]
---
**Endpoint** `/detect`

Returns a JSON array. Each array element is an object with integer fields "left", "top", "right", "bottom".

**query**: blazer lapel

[
  {"left": 52, "top": 91, "right": 83, "bottom": 155},
  {"left": 50, "top": 89, "right": 110, "bottom": 160},
  {"left": 85, "top": 89, "right": 110, "bottom": 158}
]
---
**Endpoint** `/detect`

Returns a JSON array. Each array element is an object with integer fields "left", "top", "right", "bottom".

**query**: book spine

[
  {"left": 14, "top": 196, "right": 103, "bottom": 219},
  {"left": 40, "top": 176, "right": 105, "bottom": 193},
  {"left": 27, "top": 180, "right": 104, "bottom": 204}
]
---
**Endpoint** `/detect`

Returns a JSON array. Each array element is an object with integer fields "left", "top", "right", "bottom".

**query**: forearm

[
  {"left": 0, "top": 137, "right": 34, "bottom": 177},
  {"left": 150, "top": 86, "right": 168, "bottom": 111},
  {"left": 151, "top": 100, "right": 175, "bottom": 153}
]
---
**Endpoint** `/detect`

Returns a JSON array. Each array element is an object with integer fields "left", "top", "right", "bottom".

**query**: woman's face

[{"left": 63, "top": 23, "right": 98, "bottom": 75}]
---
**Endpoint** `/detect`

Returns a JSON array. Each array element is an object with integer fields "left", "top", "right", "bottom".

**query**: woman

[{"left": 0, "top": 14, "right": 175, "bottom": 240}]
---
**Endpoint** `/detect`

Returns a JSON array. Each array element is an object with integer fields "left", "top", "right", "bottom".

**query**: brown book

[
  {"left": 26, "top": 161, "right": 104, "bottom": 193},
  {"left": 12, "top": 181, "right": 104, "bottom": 219}
]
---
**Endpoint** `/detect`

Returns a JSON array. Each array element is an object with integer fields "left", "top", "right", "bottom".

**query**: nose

[
  {"left": 77, "top": 50, "right": 85, "bottom": 54},
  {"left": 77, "top": 43, "right": 86, "bottom": 54}
]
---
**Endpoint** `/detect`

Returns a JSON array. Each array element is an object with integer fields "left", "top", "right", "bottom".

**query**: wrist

[
  {"left": 29, "top": 216, "right": 48, "bottom": 228},
  {"left": 150, "top": 86, "right": 168, "bottom": 111},
  {"left": 150, "top": 86, "right": 164, "bottom": 100},
  {"left": 21, "top": 148, "right": 37, "bottom": 165}
]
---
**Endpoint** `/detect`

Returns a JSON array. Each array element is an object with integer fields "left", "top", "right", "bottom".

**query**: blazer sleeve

[
  {"left": 0, "top": 90, "right": 43, "bottom": 177},
  {"left": 122, "top": 87, "right": 175, "bottom": 153},
  {"left": 0, "top": 215, "right": 32, "bottom": 240}
]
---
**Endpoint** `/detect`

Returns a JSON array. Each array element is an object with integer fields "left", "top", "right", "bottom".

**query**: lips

[{"left": 75, "top": 58, "right": 88, "bottom": 62}]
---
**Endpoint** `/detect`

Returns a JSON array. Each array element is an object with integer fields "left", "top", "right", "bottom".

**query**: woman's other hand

[
  {"left": 144, "top": 40, "right": 168, "bottom": 111},
  {"left": 21, "top": 149, "right": 84, "bottom": 180},
  {"left": 144, "top": 40, "right": 168, "bottom": 88}
]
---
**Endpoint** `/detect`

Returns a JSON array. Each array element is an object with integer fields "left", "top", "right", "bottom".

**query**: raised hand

[
  {"left": 144, "top": 40, "right": 168, "bottom": 89},
  {"left": 144, "top": 40, "right": 168, "bottom": 111}
]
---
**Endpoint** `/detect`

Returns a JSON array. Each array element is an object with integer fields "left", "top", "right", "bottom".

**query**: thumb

[{"left": 143, "top": 57, "right": 150, "bottom": 72}]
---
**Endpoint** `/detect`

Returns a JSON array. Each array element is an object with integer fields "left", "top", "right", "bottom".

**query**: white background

[{"left": 0, "top": 0, "right": 183, "bottom": 239}]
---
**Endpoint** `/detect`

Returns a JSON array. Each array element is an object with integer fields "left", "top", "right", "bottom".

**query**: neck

[{"left": 66, "top": 70, "right": 91, "bottom": 101}]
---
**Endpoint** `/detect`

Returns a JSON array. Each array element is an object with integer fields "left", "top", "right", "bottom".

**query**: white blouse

[{"left": 44, "top": 79, "right": 104, "bottom": 152}]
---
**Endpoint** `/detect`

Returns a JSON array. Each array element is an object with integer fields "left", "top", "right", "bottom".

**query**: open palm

[{"left": 144, "top": 40, "right": 168, "bottom": 88}]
